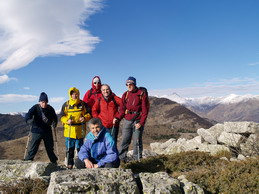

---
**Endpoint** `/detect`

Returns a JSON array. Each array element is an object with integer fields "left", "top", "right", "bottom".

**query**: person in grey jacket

[{"left": 24, "top": 92, "right": 58, "bottom": 164}]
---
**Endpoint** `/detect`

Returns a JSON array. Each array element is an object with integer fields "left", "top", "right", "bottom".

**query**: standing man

[
  {"left": 83, "top": 76, "right": 102, "bottom": 109},
  {"left": 60, "top": 87, "right": 91, "bottom": 169},
  {"left": 24, "top": 92, "right": 58, "bottom": 164},
  {"left": 115, "top": 76, "right": 149, "bottom": 162},
  {"left": 92, "top": 84, "right": 122, "bottom": 147}
]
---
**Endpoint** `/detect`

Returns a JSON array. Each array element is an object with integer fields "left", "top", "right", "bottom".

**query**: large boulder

[
  {"left": 178, "top": 175, "right": 205, "bottom": 194},
  {"left": 139, "top": 172, "right": 182, "bottom": 194},
  {"left": 207, "top": 123, "right": 224, "bottom": 139},
  {"left": 183, "top": 136, "right": 203, "bottom": 151},
  {"left": 197, "top": 144, "right": 230, "bottom": 155},
  {"left": 197, "top": 128, "right": 217, "bottom": 145},
  {"left": 0, "top": 160, "right": 59, "bottom": 182},
  {"left": 217, "top": 131, "right": 246, "bottom": 147},
  {"left": 224, "top": 122, "right": 259, "bottom": 134},
  {"left": 240, "top": 134, "right": 259, "bottom": 156},
  {"left": 150, "top": 138, "right": 176, "bottom": 153},
  {"left": 47, "top": 168, "right": 138, "bottom": 194}
]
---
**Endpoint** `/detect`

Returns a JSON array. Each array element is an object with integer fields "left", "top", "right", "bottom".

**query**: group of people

[{"left": 24, "top": 76, "right": 149, "bottom": 169}]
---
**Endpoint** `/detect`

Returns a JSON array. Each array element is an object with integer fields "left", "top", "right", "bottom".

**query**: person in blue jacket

[{"left": 75, "top": 117, "right": 120, "bottom": 168}]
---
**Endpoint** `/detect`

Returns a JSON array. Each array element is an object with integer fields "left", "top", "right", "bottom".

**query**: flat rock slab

[{"left": 47, "top": 168, "right": 138, "bottom": 194}]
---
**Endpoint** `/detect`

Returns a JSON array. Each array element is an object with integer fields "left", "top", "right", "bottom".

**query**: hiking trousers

[
  {"left": 25, "top": 132, "right": 57, "bottom": 163},
  {"left": 119, "top": 120, "right": 144, "bottom": 161}
]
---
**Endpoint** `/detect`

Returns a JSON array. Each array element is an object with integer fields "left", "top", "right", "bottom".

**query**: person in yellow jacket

[{"left": 60, "top": 87, "right": 91, "bottom": 169}]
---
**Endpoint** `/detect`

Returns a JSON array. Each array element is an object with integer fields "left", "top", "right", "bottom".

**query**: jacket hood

[
  {"left": 91, "top": 76, "right": 102, "bottom": 92},
  {"left": 68, "top": 87, "right": 80, "bottom": 105}
]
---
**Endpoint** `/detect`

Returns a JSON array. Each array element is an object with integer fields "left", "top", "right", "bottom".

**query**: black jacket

[{"left": 25, "top": 104, "right": 57, "bottom": 134}]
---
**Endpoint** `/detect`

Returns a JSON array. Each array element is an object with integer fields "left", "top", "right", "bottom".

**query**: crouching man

[{"left": 75, "top": 118, "right": 120, "bottom": 168}]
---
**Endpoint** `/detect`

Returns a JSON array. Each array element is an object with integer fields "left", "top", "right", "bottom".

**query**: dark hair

[{"left": 87, "top": 118, "right": 103, "bottom": 128}]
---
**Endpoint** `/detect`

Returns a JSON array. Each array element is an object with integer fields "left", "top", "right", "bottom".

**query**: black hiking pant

[{"left": 25, "top": 132, "right": 57, "bottom": 163}]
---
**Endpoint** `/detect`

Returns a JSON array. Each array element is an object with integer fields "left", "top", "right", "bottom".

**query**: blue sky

[{"left": 1, "top": 0, "right": 259, "bottom": 113}]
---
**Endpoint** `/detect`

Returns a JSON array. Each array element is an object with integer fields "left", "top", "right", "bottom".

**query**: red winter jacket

[
  {"left": 117, "top": 88, "right": 149, "bottom": 126},
  {"left": 92, "top": 93, "right": 122, "bottom": 128},
  {"left": 83, "top": 76, "right": 102, "bottom": 108}
]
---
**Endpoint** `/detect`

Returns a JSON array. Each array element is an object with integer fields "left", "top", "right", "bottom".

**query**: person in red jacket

[
  {"left": 83, "top": 76, "right": 102, "bottom": 109},
  {"left": 115, "top": 76, "right": 149, "bottom": 162},
  {"left": 92, "top": 84, "right": 122, "bottom": 147}
]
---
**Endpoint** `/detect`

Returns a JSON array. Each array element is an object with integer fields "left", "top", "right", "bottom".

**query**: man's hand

[
  {"left": 67, "top": 119, "right": 72, "bottom": 125},
  {"left": 84, "top": 159, "right": 94, "bottom": 168},
  {"left": 52, "top": 121, "right": 57, "bottom": 128},
  {"left": 79, "top": 117, "right": 85, "bottom": 123},
  {"left": 112, "top": 118, "right": 118, "bottom": 125},
  {"left": 135, "top": 123, "right": 141, "bottom": 130},
  {"left": 93, "top": 164, "right": 99, "bottom": 168},
  {"left": 26, "top": 118, "right": 34, "bottom": 125}
]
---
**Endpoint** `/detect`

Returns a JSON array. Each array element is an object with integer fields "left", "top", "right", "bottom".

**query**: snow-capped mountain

[
  {"left": 163, "top": 93, "right": 259, "bottom": 107},
  {"left": 154, "top": 93, "right": 259, "bottom": 123},
  {"left": 8, "top": 112, "right": 27, "bottom": 117}
]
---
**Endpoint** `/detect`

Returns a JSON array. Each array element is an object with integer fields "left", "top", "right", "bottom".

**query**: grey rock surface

[{"left": 47, "top": 168, "right": 138, "bottom": 194}]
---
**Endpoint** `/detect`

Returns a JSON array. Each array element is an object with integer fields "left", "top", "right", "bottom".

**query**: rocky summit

[{"left": 0, "top": 160, "right": 204, "bottom": 194}]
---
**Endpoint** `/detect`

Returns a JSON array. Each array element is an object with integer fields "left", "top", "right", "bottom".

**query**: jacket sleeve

[
  {"left": 116, "top": 92, "right": 126, "bottom": 121},
  {"left": 97, "top": 134, "right": 118, "bottom": 167},
  {"left": 139, "top": 92, "right": 149, "bottom": 126},
  {"left": 83, "top": 90, "right": 90, "bottom": 103},
  {"left": 25, "top": 105, "right": 36, "bottom": 124},
  {"left": 82, "top": 101, "right": 91, "bottom": 122},
  {"left": 91, "top": 99, "right": 100, "bottom": 118},
  {"left": 78, "top": 141, "right": 91, "bottom": 161},
  {"left": 114, "top": 96, "right": 122, "bottom": 118},
  {"left": 60, "top": 102, "right": 68, "bottom": 124},
  {"left": 49, "top": 105, "right": 58, "bottom": 127}
]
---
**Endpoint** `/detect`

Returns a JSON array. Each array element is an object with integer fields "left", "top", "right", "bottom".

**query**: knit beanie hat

[
  {"left": 126, "top": 76, "right": 136, "bottom": 86},
  {"left": 39, "top": 92, "right": 48, "bottom": 103}
]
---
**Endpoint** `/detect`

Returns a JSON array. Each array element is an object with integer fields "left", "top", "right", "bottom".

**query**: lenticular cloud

[{"left": 0, "top": 0, "right": 102, "bottom": 74}]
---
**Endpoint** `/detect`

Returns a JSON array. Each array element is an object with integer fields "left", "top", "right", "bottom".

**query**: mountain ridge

[{"left": 156, "top": 93, "right": 259, "bottom": 123}]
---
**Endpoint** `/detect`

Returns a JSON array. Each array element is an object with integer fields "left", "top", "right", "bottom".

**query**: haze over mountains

[{"left": 157, "top": 92, "right": 259, "bottom": 123}]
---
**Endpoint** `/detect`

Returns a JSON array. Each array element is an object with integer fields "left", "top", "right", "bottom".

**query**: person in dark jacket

[
  {"left": 24, "top": 92, "right": 58, "bottom": 163},
  {"left": 75, "top": 118, "right": 120, "bottom": 169},
  {"left": 115, "top": 76, "right": 149, "bottom": 162}
]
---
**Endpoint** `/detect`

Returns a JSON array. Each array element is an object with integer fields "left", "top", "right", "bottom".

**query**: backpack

[{"left": 125, "top": 86, "right": 150, "bottom": 112}]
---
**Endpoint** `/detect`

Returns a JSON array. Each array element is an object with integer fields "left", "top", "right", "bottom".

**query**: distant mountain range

[
  {"left": 0, "top": 97, "right": 213, "bottom": 143},
  {"left": 156, "top": 93, "right": 259, "bottom": 123}
]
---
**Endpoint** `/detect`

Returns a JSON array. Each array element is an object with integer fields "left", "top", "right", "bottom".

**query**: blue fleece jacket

[{"left": 78, "top": 128, "right": 119, "bottom": 167}]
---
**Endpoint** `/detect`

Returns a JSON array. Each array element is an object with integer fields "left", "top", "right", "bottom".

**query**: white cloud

[
  {"left": 248, "top": 62, "right": 259, "bottom": 66},
  {"left": 50, "top": 97, "right": 65, "bottom": 103},
  {"left": 0, "top": 74, "right": 16, "bottom": 84},
  {"left": 23, "top": 87, "right": 30, "bottom": 90},
  {"left": 0, "top": 0, "right": 102, "bottom": 74},
  {"left": 0, "top": 94, "right": 37, "bottom": 103},
  {"left": 150, "top": 77, "right": 259, "bottom": 98}
]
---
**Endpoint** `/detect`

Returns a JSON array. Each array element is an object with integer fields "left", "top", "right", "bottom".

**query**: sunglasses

[
  {"left": 126, "top": 83, "right": 134, "bottom": 86},
  {"left": 94, "top": 82, "right": 100, "bottom": 84}
]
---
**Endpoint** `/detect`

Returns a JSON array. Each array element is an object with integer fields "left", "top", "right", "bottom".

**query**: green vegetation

[
  {"left": 0, "top": 178, "right": 48, "bottom": 194},
  {"left": 122, "top": 151, "right": 259, "bottom": 193}
]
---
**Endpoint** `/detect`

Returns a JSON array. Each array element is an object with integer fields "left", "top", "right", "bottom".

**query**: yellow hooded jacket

[{"left": 60, "top": 87, "right": 91, "bottom": 139}]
